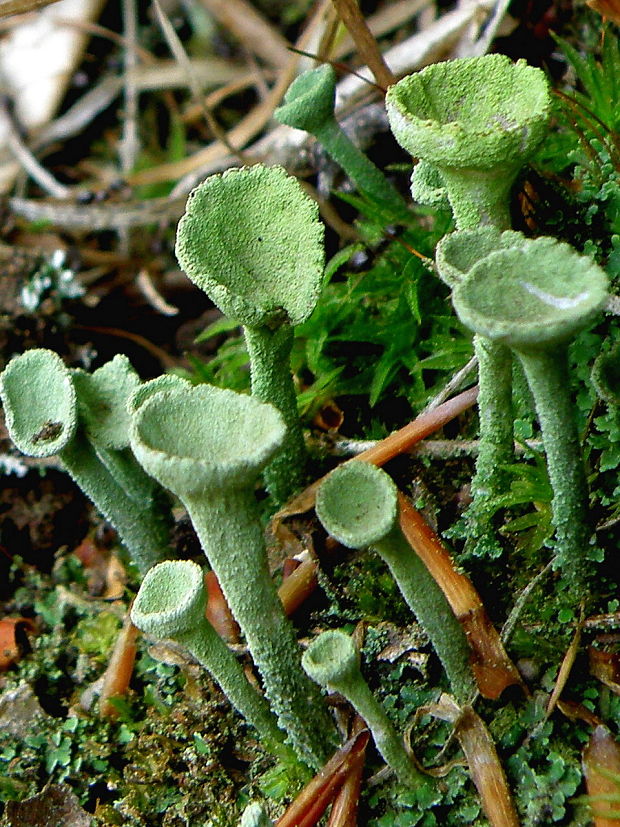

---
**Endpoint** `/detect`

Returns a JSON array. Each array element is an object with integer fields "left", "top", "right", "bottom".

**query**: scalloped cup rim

[
  {"left": 130, "top": 384, "right": 286, "bottom": 496},
  {"left": 435, "top": 228, "right": 528, "bottom": 286},
  {"left": 386, "top": 55, "right": 550, "bottom": 169}
]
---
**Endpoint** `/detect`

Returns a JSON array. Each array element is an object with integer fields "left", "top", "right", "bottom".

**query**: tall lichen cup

[
  {"left": 315, "top": 461, "right": 476, "bottom": 702},
  {"left": 129, "top": 383, "right": 337, "bottom": 768},
  {"left": 386, "top": 54, "right": 551, "bottom": 230},
  {"left": 387, "top": 56, "right": 552, "bottom": 556},
  {"left": 451, "top": 237, "right": 609, "bottom": 587},
  {"left": 0, "top": 349, "right": 170, "bottom": 574},
  {"left": 175, "top": 164, "right": 325, "bottom": 504}
]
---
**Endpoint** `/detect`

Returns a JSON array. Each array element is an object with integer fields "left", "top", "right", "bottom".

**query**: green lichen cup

[
  {"left": 130, "top": 383, "right": 337, "bottom": 768},
  {"left": 386, "top": 54, "right": 551, "bottom": 229},
  {"left": 175, "top": 164, "right": 325, "bottom": 503},
  {"left": 452, "top": 237, "right": 609, "bottom": 586}
]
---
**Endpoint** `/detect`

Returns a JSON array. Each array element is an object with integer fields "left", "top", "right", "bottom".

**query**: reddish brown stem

[
  {"left": 99, "top": 613, "right": 139, "bottom": 718},
  {"left": 205, "top": 570, "right": 240, "bottom": 644},
  {"left": 276, "top": 731, "right": 370, "bottom": 827},
  {"left": 356, "top": 386, "right": 478, "bottom": 466},
  {"left": 398, "top": 493, "right": 522, "bottom": 700}
]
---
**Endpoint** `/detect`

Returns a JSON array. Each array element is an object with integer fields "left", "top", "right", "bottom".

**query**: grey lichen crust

[{"left": 175, "top": 164, "right": 324, "bottom": 328}]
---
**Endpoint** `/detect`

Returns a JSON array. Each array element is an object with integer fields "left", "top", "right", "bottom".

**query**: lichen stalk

[
  {"left": 316, "top": 462, "right": 476, "bottom": 702},
  {"left": 131, "top": 561, "right": 299, "bottom": 766},
  {"left": 244, "top": 323, "right": 306, "bottom": 503},
  {"left": 517, "top": 348, "right": 591, "bottom": 586},
  {"left": 61, "top": 433, "right": 170, "bottom": 575},
  {"left": 183, "top": 485, "right": 336, "bottom": 769},
  {"left": 373, "top": 525, "right": 476, "bottom": 703},
  {"left": 465, "top": 335, "right": 514, "bottom": 555},
  {"left": 440, "top": 167, "right": 513, "bottom": 232},
  {"left": 313, "top": 117, "right": 408, "bottom": 217}
]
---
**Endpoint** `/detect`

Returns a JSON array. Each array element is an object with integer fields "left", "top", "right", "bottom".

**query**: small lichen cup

[
  {"left": 275, "top": 64, "right": 409, "bottom": 219},
  {"left": 175, "top": 164, "right": 325, "bottom": 504},
  {"left": 302, "top": 629, "right": 427, "bottom": 788},
  {"left": 386, "top": 54, "right": 551, "bottom": 230},
  {"left": 129, "top": 382, "right": 337, "bottom": 768},
  {"left": 451, "top": 237, "right": 609, "bottom": 586},
  {"left": 131, "top": 560, "right": 299, "bottom": 766},
  {"left": 315, "top": 461, "right": 476, "bottom": 702}
]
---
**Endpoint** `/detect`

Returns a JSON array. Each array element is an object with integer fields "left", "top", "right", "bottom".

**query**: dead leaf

[
  {"left": 3, "top": 783, "right": 93, "bottom": 826},
  {"left": 0, "top": 616, "right": 35, "bottom": 670}
]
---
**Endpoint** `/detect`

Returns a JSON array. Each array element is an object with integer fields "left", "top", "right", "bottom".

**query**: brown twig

[
  {"left": 99, "top": 612, "right": 139, "bottom": 718},
  {"left": 398, "top": 493, "right": 523, "bottom": 700},
  {"left": 330, "top": 0, "right": 396, "bottom": 90},
  {"left": 276, "top": 730, "right": 370, "bottom": 827}
]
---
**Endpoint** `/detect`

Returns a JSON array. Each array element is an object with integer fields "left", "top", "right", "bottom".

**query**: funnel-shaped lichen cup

[
  {"left": 452, "top": 238, "right": 609, "bottom": 586},
  {"left": 302, "top": 629, "right": 426, "bottom": 788},
  {"left": 275, "top": 65, "right": 408, "bottom": 219},
  {"left": 315, "top": 461, "right": 475, "bottom": 702},
  {"left": 71, "top": 356, "right": 174, "bottom": 555},
  {"left": 131, "top": 560, "right": 298, "bottom": 766},
  {"left": 0, "top": 349, "right": 169, "bottom": 574},
  {"left": 176, "top": 164, "right": 325, "bottom": 503},
  {"left": 130, "top": 384, "right": 336, "bottom": 768},
  {"left": 386, "top": 54, "right": 551, "bottom": 230}
]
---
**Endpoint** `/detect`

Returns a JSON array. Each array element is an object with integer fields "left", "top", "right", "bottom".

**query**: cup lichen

[
  {"left": 129, "top": 382, "right": 337, "bottom": 768},
  {"left": 451, "top": 236, "right": 609, "bottom": 585},
  {"left": 131, "top": 560, "right": 299, "bottom": 766},
  {"left": 302, "top": 629, "right": 427, "bottom": 788},
  {"left": 275, "top": 64, "right": 409, "bottom": 219},
  {"left": 315, "top": 461, "right": 476, "bottom": 702},
  {"left": 175, "top": 164, "right": 325, "bottom": 503},
  {"left": 0, "top": 349, "right": 171, "bottom": 574}
]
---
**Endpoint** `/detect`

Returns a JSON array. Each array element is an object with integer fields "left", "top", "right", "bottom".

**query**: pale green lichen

[
  {"left": 175, "top": 164, "right": 325, "bottom": 503},
  {"left": 0, "top": 349, "right": 171, "bottom": 574},
  {"left": 386, "top": 54, "right": 551, "bottom": 229},
  {"left": 302, "top": 629, "right": 427, "bottom": 788},
  {"left": 130, "top": 383, "right": 337, "bottom": 769},
  {"left": 275, "top": 65, "right": 408, "bottom": 218},
  {"left": 315, "top": 461, "right": 476, "bottom": 702},
  {"left": 452, "top": 237, "right": 609, "bottom": 586},
  {"left": 131, "top": 560, "right": 299, "bottom": 767}
]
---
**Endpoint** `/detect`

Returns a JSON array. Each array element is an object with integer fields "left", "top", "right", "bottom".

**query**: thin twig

[
  {"left": 422, "top": 355, "right": 478, "bottom": 413},
  {"left": 330, "top": 0, "right": 396, "bottom": 90},
  {"left": 1, "top": 104, "right": 70, "bottom": 198},
  {"left": 152, "top": 0, "right": 248, "bottom": 164}
]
